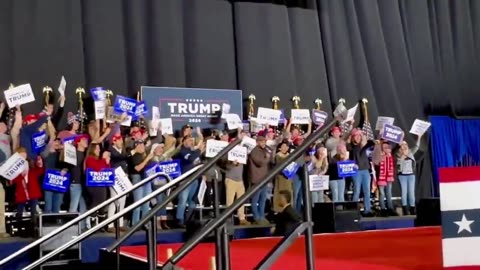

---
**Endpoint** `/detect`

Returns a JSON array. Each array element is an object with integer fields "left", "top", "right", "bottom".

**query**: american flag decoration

[
  {"left": 361, "top": 98, "right": 375, "bottom": 141},
  {"left": 438, "top": 167, "right": 480, "bottom": 269}
]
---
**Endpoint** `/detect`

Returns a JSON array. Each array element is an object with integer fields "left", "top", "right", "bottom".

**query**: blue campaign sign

[
  {"left": 32, "top": 131, "right": 48, "bottom": 154},
  {"left": 282, "top": 162, "right": 300, "bottom": 179},
  {"left": 312, "top": 109, "right": 328, "bottom": 126},
  {"left": 141, "top": 87, "right": 243, "bottom": 131},
  {"left": 43, "top": 170, "right": 70, "bottom": 193},
  {"left": 135, "top": 101, "right": 148, "bottom": 117},
  {"left": 113, "top": 95, "right": 137, "bottom": 116},
  {"left": 337, "top": 160, "right": 358, "bottom": 177},
  {"left": 144, "top": 162, "right": 158, "bottom": 178},
  {"left": 157, "top": 160, "right": 182, "bottom": 179},
  {"left": 90, "top": 87, "right": 106, "bottom": 101},
  {"left": 381, "top": 124, "right": 404, "bottom": 144},
  {"left": 86, "top": 168, "right": 115, "bottom": 187},
  {"left": 278, "top": 109, "right": 287, "bottom": 124},
  {"left": 62, "top": 135, "right": 77, "bottom": 145}
]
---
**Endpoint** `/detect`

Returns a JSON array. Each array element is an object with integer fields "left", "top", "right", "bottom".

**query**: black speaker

[
  {"left": 415, "top": 198, "right": 440, "bottom": 226},
  {"left": 312, "top": 202, "right": 361, "bottom": 233},
  {"left": 185, "top": 208, "right": 234, "bottom": 242}
]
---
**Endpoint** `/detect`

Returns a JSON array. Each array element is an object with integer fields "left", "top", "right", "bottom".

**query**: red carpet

[{"left": 119, "top": 227, "right": 443, "bottom": 270}]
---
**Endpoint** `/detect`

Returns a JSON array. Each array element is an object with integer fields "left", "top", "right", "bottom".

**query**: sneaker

[{"left": 239, "top": 219, "right": 251, "bottom": 226}]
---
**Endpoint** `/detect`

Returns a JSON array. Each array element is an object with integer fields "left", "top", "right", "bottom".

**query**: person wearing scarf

[{"left": 373, "top": 141, "right": 397, "bottom": 216}]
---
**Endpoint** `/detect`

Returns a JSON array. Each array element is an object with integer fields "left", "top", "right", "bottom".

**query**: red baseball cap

[
  {"left": 24, "top": 114, "right": 38, "bottom": 123},
  {"left": 331, "top": 126, "right": 341, "bottom": 133},
  {"left": 74, "top": 134, "right": 89, "bottom": 145}
]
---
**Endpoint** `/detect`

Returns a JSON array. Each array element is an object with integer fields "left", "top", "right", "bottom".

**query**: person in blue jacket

[{"left": 20, "top": 112, "right": 49, "bottom": 160}]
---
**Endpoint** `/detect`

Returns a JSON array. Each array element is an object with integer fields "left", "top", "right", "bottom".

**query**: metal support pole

[
  {"left": 213, "top": 177, "right": 224, "bottom": 270},
  {"left": 114, "top": 202, "right": 121, "bottom": 270},
  {"left": 302, "top": 165, "right": 315, "bottom": 270},
  {"left": 147, "top": 216, "right": 157, "bottom": 270},
  {"left": 221, "top": 225, "right": 231, "bottom": 270}
]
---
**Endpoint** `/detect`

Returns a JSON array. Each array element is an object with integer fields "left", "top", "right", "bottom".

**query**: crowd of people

[{"left": 0, "top": 95, "right": 423, "bottom": 239}]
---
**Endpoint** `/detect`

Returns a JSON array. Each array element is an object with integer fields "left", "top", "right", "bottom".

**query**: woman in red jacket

[
  {"left": 11, "top": 148, "right": 45, "bottom": 228},
  {"left": 84, "top": 143, "right": 110, "bottom": 227}
]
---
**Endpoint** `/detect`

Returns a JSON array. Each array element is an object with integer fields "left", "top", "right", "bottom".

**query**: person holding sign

[
  {"left": 10, "top": 149, "right": 45, "bottom": 234},
  {"left": 85, "top": 143, "right": 111, "bottom": 227},
  {"left": 395, "top": 135, "right": 421, "bottom": 215},
  {"left": 129, "top": 140, "right": 155, "bottom": 226},
  {"left": 311, "top": 147, "right": 329, "bottom": 203},
  {"left": 42, "top": 138, "right": 68, "bottom": 214},
  {"left": 20, "top": 111, "right": 49, "bottom": 160},
  {"left": 57, "top": 112, "right": 81, "bottom": 141},
  {"left": 272, "top": 142, "right": 294, "bottom": 213},
  {"left": 372, "top": 141, "right": 397, "bottom": 217},
  {"left": 326, "top": 143, "right": 349, "bottom": 202},
  {"left": 347, "top": 128, "right": 375, "bottom": 217}
]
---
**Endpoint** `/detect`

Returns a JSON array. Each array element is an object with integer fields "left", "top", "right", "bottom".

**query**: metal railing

[
  {"left": 22, "top": 164, "right": 203, "bottom": 270},
  {"left": 105, "top": 138, "right": 243, "bottom": 267},
  {"left": 0, "top": 170, "right": 174, "bottom": 268},
  {"left": 160, "top": 119, "right": 337, "bottom": 270}
]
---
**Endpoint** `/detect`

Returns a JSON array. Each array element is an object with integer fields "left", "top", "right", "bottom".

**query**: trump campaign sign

[
  {"left": 43, "top": 170, "right": 70, "bottom": 193},
  {"left": 86, "top": 168, "right": 115, "bottom": 187},
  {"left": 337, "top": 160, "right": 358, "bottom": 177},
  {"left": 439, "top": 167, "right": 480, "bottom": 269},
  {"left": 141, "top": 87, "right": 242, "bottom": 131}
]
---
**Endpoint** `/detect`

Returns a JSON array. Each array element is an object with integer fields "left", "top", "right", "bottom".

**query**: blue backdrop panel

[{"left": 141, "top": 86, "right": 243, "bottom": 131}]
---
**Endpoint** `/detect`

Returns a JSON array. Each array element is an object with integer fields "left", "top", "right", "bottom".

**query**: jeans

[
  {"left": 251, "top": 184, "right": 268, "bottom": 221},
  {"left": 16, "top": 199, "right": 38, "bottom": 224},
  {"left": 329, "top": 179, "right": 345, "bottom": 202},
  {"left": 379, "top": 182, "right": 393, "bottom": 210},
  {"left": 398, "top": 175, "right": 416, "bottom": 207},
  {"left": 107, "top": 187, "right": 125, "bottom": 228},
  {"left": 153, "top": 185, "right": 167, "bottom": 217},
  {"left": 311, "top": 191, "right": 324, "bottom": 204},
  {"left": 352, "top": 169, "right": 372, "bottom": 213},
  {"left": 176, "top": 179, "right": 199, "bottom": 224},
  {"left": 131, "top": 174, "right": 153, "bottom": 226},
  {"left": 69, "top": 183, "right": 88, "bottom": 229},
  {"left": 44, "top": 191, "right": 64, "bottom": 213},
  {"left": 292, "top": 174, "right": 303, "bottom": 213}
]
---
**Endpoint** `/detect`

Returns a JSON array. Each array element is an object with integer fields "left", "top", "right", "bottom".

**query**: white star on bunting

[{"left": 454, "top": 214, "right": 474, "bottom": 234}]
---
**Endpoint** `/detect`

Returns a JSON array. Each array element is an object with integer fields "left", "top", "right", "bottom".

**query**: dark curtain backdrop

[{"left": 1, "top": 0, "right": 480, "bottom": 199}]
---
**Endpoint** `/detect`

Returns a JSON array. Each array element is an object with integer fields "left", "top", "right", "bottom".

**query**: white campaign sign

[
  {"left": 149, "top": 120, "right": 159, "bottom": 136},
  {"left": 4, "top": 84, "right": 35, "bottom": 108},
  {"left": 291, "top": 109, "right": 311, "bottom": 124},
  {"left": 309, "top": 175, "right": 329, "bottom": 191},
  {"left": 152, "top": 106, "right": 160, "bottom": 120},
  {"left": 94, "top": 100, "right": 106, "bottom": 120},
  {"left": 159, "top": 118, "right": 173, "bottom": 135},
  {"left": 256, "top": 107, "right": 281, "bottom": 126},
  {"left": 241, "top": 136, "right": 257, "bottom": 154},
  {"left": 206, "top": 139, "right": 229, "bottom": 158},
  {"left": 58, "top": 76, "right": 66, "bottom": 96},
  {"left": 225, "top": 114, "right": 243, "bottom": 130},
  {"left": 121, "top": 115, "right": 132, "bottom": 127},
  {"left": 409, "top": 119, "right": 431, "bottom": 136},
  {"left": 0, "top": 153, "right": 29, "bottom": 180},
  {"left": 221, "top": 103, "right": 231, "bottom": 119},
  {"left": 197, "top": 180, "right": 207, "bottom": 206},
  {"left": 249, "top": 117, "right": 264, "bottom": 133},
  {"left": 342, "top": 104, "right": 358, "bottom": 124},
  {"left": 375, "top": 116, "right": 395, "bottom": 130},
  {"left": 228, "top": 145, "right": 248, "bottom": 164},
  {"left": 63, "top": 143, "right": 77, "bottom": 166},
  {"left": 112, "top": 167, "right": 133, "bottom": 194}
]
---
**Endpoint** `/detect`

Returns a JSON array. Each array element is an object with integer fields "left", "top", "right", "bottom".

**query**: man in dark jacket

[
  {"left": 272, "top": 190, "right": 302, "bottom": 236},
  {"left": 248, "top": 136, "right": 271, "bottom": 225},
  {"left": 175, "top": 135, "right": 205, "bottom": 227}
]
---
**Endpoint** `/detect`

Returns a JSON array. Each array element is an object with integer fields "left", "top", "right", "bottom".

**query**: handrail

[
  {"left": 161, "top": 119, "right": 337, "bottom": 268},
  {"left": 22, "top": 165, "right": 203, "bottom": 270},
  {"left": 106, "top": 138, "right": 243, "bottom": 252},
  {"left": 0, "top": 170, "right": 173, "bottom": 267}
]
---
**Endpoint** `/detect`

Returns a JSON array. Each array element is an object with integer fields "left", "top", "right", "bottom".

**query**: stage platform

[
  {"left": 103, "top": 226, "right": 443, "bottom": 270},
  {"left": 0, "top": 216, "right": 417, "bottom": 269}
]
